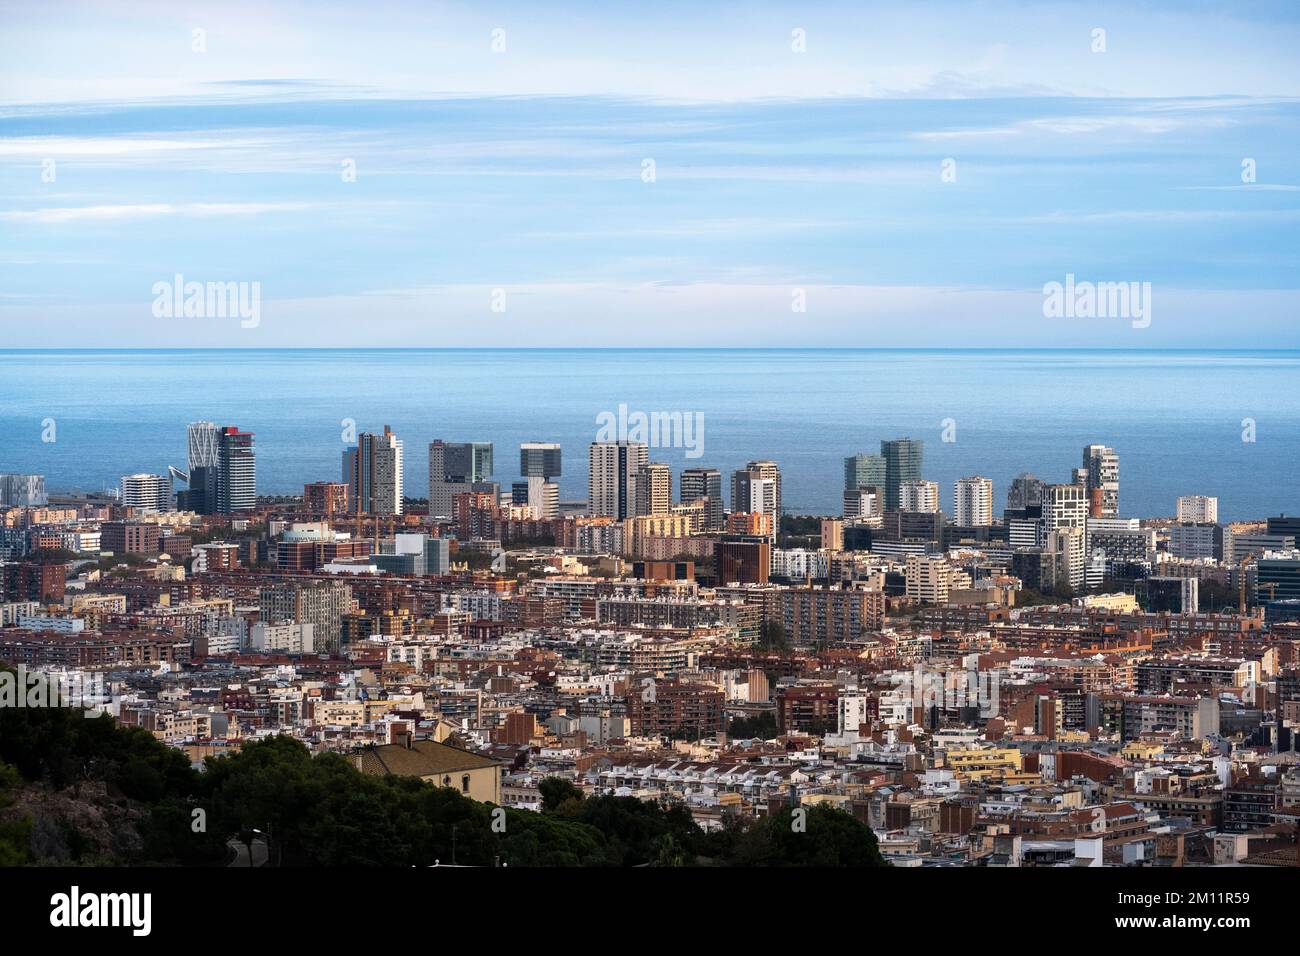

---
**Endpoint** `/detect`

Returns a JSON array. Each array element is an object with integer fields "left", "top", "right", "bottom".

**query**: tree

[
  {"left": 759, "top": 619, "right": 790, "bottom": 652},
  {"left": 538, "top": 776, "right": 584, "bottom": 812},
  {"left": 728, "top": 804, "right": 885, "bottom": 867}
]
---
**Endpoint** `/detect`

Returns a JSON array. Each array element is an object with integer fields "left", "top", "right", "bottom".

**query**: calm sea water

[{"left": 0, "top": 349, "right": 1296, "bottom": 521}]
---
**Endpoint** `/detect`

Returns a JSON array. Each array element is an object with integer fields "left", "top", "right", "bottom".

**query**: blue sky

[{"left": 1, "top": 0, "right": 1298, "bottom": 346}]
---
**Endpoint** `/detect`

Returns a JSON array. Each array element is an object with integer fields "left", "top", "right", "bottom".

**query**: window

[{"left": 462, "top": 774, "right": 471, "bottom": 793}]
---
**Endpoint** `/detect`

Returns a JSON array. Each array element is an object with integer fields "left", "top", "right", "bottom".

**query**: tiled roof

[{"left": 356, "top": 739, "right": 503, "bottom": 777}]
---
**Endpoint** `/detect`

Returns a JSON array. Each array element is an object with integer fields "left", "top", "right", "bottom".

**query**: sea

[{"left": 0, "top": 349, "right": 1296, "bottom": 522}]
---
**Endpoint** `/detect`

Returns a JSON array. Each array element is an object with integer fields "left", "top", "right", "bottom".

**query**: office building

[
  {"left": 844, "top": 453, "right": 886, "bottom": 492},
  {"left": 1258, "top": 553, "right": 1300, "bottom": 603},
  {"left": 1266, "top": 515, "right": 1300, "bottom": 539},
  {"left": 716, "top": 535, "right": 771, "bottom": 585},
  {"left": 0, "top": 474, "right": 47, "bottom": 508},
  {"left": 843, "top": 485, "right": 882, "bottom": 522},
  {"left": 187, "top": 420, "right": 221, "bottom": 471},
  {"left": 428, "top": 440, "right": 494, "bottom": 517},
  {"left": 954, "top": 476, "right": 994, "bottom": 526},
  {"left": 344, "top": 426, "right": 404, "bottom": 515},
  {"left": 589, "top": 441, "right": 647, "bottom": 520},
  {"left": 881, "top": 438, "right": 923, "bottom": 512},
  {"left": 519, "top": 442, "right": 561, "bottom": 479}
]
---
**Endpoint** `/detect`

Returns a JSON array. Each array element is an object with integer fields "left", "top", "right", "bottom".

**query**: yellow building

[
  {"left": 945, "top": 747, "right": 1024, "bottom": 780},
  {"left": 353, "top": 735, "right": 503, "bottom": 803}
]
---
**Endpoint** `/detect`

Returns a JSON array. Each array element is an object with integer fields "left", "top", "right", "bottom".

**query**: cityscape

[
  {"left": 2, "top": 0, "right": 1296, "bottom": 932},
  {"left": 3, "top": 415, "right": 1300, "bottom": 875}
]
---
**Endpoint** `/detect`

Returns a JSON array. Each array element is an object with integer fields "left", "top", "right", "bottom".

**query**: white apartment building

[
  {"left": 589, "top": 441, "right": 648, "bottom": 520},
  {"left": 1176, "top": 495, "right": 1219, "bottom": 524},
  {"left": 121, "top": 473, "right": 173, "bottom": 512},
  {"left": 900, "top": 479, "right": 940, "bottom": 513},
  {"left": 954, "top": 476, "right": 993, "bottom": 526}
]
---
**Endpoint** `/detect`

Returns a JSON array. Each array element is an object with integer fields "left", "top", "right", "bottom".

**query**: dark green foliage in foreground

[{"left": 0, "top": 666, "right": 884, "bottom": 866}]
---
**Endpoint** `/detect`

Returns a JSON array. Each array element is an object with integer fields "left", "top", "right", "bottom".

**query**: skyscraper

[
  {"left": 187, "top": 420, "right": 220, "bottom": 471},
  {"left": 516, "top": 442, "right": 560, "bottom": 519},
  {"left": 732, "top": 461, "right": 781, "bottom": 538},
  {"left": 520, "top": 441, "right": 561, "bottom": 479},
  {"left": 1082, "top": 444, "right": 1119, "bottom": 518},
  {"left": 345, "top": 426, "right": 404, "bottom": 515},
  {"left": 589, "top": 441, "right": 647, "bottom": 519},
  {"left": 1043, "top": 482, "right": 1088, "bottom": 590},
  {"left": 216, "top": 426, "right": 256, "bottom": 514},
  {"left": 680, "top": 467, "right": 724, "bottom": 530},
  {"left": 634, "top": 461, "right": 672, "bottom": 517},
  {"left": 843, "top": 453, "right": 886, "bottom": 492},
  {"left": 0, "top": 474, "right": 47, "bottom": 508},
  {"left": 954, "top": 476, "right": 994, "bottom": 526},
  {"left": 1005, "top": 473, "right": 1045, "bottom": 512},
  {"left": 428, "top": 440, "right": 493, "bottom": 517},
  {"left": 174, "top": 420, "right": 223, "bottom": 514},
  {"left": 881, "top": 439, "right": 923, "bottom": 512}
]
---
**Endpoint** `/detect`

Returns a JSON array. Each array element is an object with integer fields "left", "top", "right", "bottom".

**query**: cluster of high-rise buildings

[{"left": 5, "top": 423, "right": 1300, "bottom": 868}]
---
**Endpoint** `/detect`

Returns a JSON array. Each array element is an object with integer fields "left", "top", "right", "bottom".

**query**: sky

[{"left": 1, "top": 0, "right": 1298, "bottom": 347}]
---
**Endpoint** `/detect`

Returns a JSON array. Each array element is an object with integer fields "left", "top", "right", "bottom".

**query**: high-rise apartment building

[
  {"left": 732, "top": 461, "right": 781, "bottom": 537},
  {"left": 881, "top": 439, "right": 923, "bottom": 512},
  {"left": 303, "top": 481, "right": 348, "bottom": 516},
  {"left": 844, "top": 453, "right": 886, "bottom": 492},
  {"left": 344, "top": 426, "right": 404, "bottom": 515},
  {"left": 634, "top": 462, "right": 672, "bottom": 517},
  {"left": 1082, "top": 444, "right": 1119, "bottom": 518},
  {"left": 589, "top": 441, "right": 647, "bottom": 520},
  {"left": 258, "top": 580, "right": 355, "bottom": 655},
  {"left": 216, "top": 426, "right": 256, "bottom": 514},
  {"left": 954, "top": 476, "right": 994, "bottom": 526},
  {"left": 1043, "top": 483, "right": 1089, "bottom": 590},
  {"left": 1176, "top": 495, "right": 1219, "bottom": 524},
  {"left": 120, "top": 473, "right": 172, "bottom": 512},
  {"left": 899, "top": 479, "right": 940, "bottom": 514},
  {"left": 680, "top": 467, "right": 724, "bottom": 530}
]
